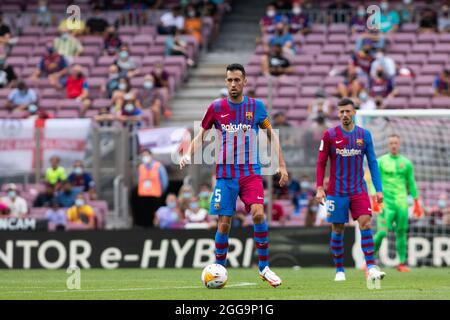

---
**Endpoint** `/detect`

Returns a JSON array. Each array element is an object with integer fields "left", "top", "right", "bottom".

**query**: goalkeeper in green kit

[{"left": 372, "top": 134, "right": 424, "bottom": 272}]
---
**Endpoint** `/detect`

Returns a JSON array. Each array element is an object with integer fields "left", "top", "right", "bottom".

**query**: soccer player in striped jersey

[
  {"left": 315, "top": 98, "right": 386, "bottom": 282},
  {"left": 180, "top": 63, "right": 288, "bottom": 287}
]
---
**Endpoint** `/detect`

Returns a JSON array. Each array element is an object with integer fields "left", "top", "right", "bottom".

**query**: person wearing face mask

[
  {"left": 178, "top": 184, "right": 195, "bottom": 214},
  {"left": 337, "top": 63, "right": 364, "bottom": 99},
  {"left": 370, "top": 48, "right": 396, "bottom": 80},
  {"left": 56, "top": 181, "right": 80, "bottom": 208},
  {"left": 369, "top": 66, "right": 397, "bottom": 99},
  {"left": 357, "top": 90, "right": 376, "bottom": 111},
  {"left": 438, "top": 4, "right": 450, "bottom": 32},
  {"left": 68, "top": 160, "right": 93, "bottom": 192},
  {"left": 6, "top": 81, "right": 38, "bottom": 113},
  {"left": 399, "top": 0, "right": 414, "bottom": 24},
  {"left": 53, "top": 27, "right": 83, "bottom": 63},
  {"left": 29, "top": 41, "right": 68, "bottom": 90},
  {"left": 269, "top": 22, "right": 296, "bottom": 57},
  {"left": 103, "top": 26, "right": 123, "bottom": 56},
  {"left": 259, "top": 4, "right": 283, "bottom": 35},
  {"left": 115, "top": 44, "right": 139, "bottom": 78},
  {"left": 198, "top": 184, "right": 212, "bottom": 211},
  {"left": 184, "top": 4, "right": 203, "bottom": 44},
  {"left": 350, "top": 5, "right": 368, "bottom": 35},
  {"left": 0, "top": 53, "right": 17, "bottom": 89},
  {"left": 151, "top": 62, "right": 171, "bottom": 115},
  {"left": 154, "top": 193, "right": 183, "bottom": 229},
  {"left": 287, "top": 1, "right": 310, "bottom": 35},
  {"left": 352, "top": 39, "right": 375, "bottom": 79},
  {"left": 32, "top": 0, "right": 55, "bottom": 27},
  {"left": 373, "top": 134, "right": 423, "bottom": 272},
  {"left": 102, "top": 64, "right": 121, "bottom": 99},
  {"left": 66, "top": 194, "right": 95, "bottom": 229},
  {"left": 0, "top": 184, "right": 28, "bottom": 217},
  {"left": 185, "top": 196, "right": 210, "bottom": 229},
  {"left": 113, "top": 77, "right": 144, "bottom": 125},
  {"left": 139, "top": 74, "right": 164, "bottom": 126},
  {"left": 132, "top": 149, "right": 169, "bottom": 227},
  {"left": 379, "top": 0, "right": 400, "bottom": 33},
  {"left": 65, "top": 64, "right": 91, "bottom": 116},
  {"left": 45, "top": 156, "right": 67, "bottom": 189}
]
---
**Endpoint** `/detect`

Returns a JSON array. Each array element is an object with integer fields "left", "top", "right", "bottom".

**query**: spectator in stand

[
  {"left": 45, "top": 200, "right": 67, "bottom": 231},
  {"left": 273, "top": 111, "right": 291, "bottom": 127},
  {"left": 259, "top": 3, "right": 284, "bottom": 35},
  {"left": 337, "top": 63, "right": 364, "bottom": 99},
  {"left": 112, "top": 77, "right": 143, "bottom": 125},
  {"left": 0, "top": 13, "right": 12, "bottom": 49},
  {"left": 184, "top": 4, "right": 203, "bottom": 45},
  {"left": 53, "top": 27, "right": 83, "bottom": 63},
  {"left": 86, "top": 6, "right": 109, "bottom": 35},
  {"left": 0, "top": 184, "right": 28, "bottom": 217},
  {"left": 428, "top": 193, "right": 449, "bottom": 225},
  {"left": 350, "top": 5, "right": 367, "bottom": 35},
  {"left": 355, "top": 29, "right": 386, "bottom": 52},
  {"left": 33, "top": 183, "right": 55, "bottom": 207},
  {"left": 0, "top": 54, "right": 17, "bottom": 89},
  {"left": 154, "top": 193, "right": 183, "bottom": 229},
  {"left": 399, "top": 0, "right": 415, "bottom": 25},
  {"left": 369, "top": 66, "right": 397, "bottom": 99},
  {"left": 438, "top": 4, "right": 450, "bottom": 32},
  {"left": 29, "top": 42, "right": 68, "bottom": 90},
  {"left": 198, "top": 183, "right": 212, "bottom": 211},
  {"left": 103, "top": 26, "right": 122, "bottom": 56},
  {"left": 263, "top": 189, "right": 286, "bottom": 224},
  {"left": 184, "top": 196, "right": 210, "bottom": 228},
  {"left": 68, "top": 160, "right": 94, "bottom": 193},
  {"left": 151, "top": 62, "right": 171, "bottom": 113},
  {"left": 165, "top": 28, "right": 195, "bottom": 67},
  {"left": 287, "top": 1, "right": 310, "bottom": 35},
  {"left": 32, "top": 0, "right": 56, "bottom": 27},
  {"left": 419, "top": 2, "right": 438, "bottom": 33},
  {"left": 131, "top": 149, "right": 169, "bottom": 227},
  {"left": 158, "top": 6, "right": 185, "bottom": 35},
  {"left": 307, "top": 89, "right": 332, "bottom": 121},
  {"left": 370, "top": 48, "right": 396, "bottom": 81},
  {"left": 269, "top": 22, "right": 296, "bottom": 57},
  {"left": 357, "top": 89, "right": 377, "bottom": 110},
  {"left": 352, "top": 39, "right": 375, "bottom": 78},
  {"left": 138, "top": 73, "right": 163, "bottom": 126},
  {"left": 379, "top": 0, "right": 400, "bottom": 34},
  {"left": 45, "top": 156, "right": 67, "bottom": 187},
  {"left": 115, "top": 44, "right": 140, "bottom": 78},
  {"left": 327, "top": 0, "right": 352, "bottom": 24},
  {"left": 65, "top": 64, "right": 91, "bottom": 116},
  {"left": 261, "top": 43, "right": 292, "bottom": 77},
  {"left": 101, "top": 64, "right": 121, "bottom": 99},
  {"left": 56, "top": 180, "right": 79, "bottom": 208},
  {"left": 6, "top": 81, "right": 38, "bottom": 113},
  {"left": 178, "top": 184, "right": 195, "bottom": 215},
  {"left": 434, "top": 69, "right": 450, "bottom": 96},
  {"left": 66, "top": 193, "right": 95, "bottom": 229}
]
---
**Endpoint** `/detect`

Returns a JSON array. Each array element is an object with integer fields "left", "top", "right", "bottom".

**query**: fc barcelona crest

[
  {"left": 214, "top": 203, "right": 220, "bottom": 210},
  {"left": 245, "top": 112, "right": 253, "bottom": 120},
  {"left": 356, "top": 139, "right": 364, "bottom": 147}
]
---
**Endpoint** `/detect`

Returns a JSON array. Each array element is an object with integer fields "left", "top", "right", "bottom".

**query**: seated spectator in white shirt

[
  {"left": 184, "top": 196, "right": 210, "bottom": 229},
  {"left": 438, "top": 4, "right": 450, "bottom": 32},
  {"left": 0, "top": 183, "right": 28, "bottom": 217},
  {"left": 370, "top": 48, "right": 396, "bottom": 81},
  {"left": 45, "top": 200, "right": 67, "bottom": 231},
  {"left": 158, "top": 6, "right": 185, "bottom": 35},
  {"left": 6, "top": 81, "right": 38, "bottom": 112},
  {"left": 115, "top": 44, "right": 139, "bottom": 78}
]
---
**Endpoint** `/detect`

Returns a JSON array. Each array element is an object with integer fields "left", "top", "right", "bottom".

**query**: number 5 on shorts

[
  {"left": 214, "top": 189, "right": 221, "bottom": 203},
  {"left": 326, "top": 199, "right": 335, "bottom": 212}
]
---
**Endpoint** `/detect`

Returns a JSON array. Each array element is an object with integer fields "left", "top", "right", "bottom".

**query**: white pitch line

[{"left": 2, "top": 282, "right": 257, "bottom": 295}]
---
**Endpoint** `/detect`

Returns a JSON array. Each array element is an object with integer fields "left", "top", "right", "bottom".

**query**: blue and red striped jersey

[
  {"left": 316, "top": 125, "right": 382, "bottom": 196},
  {"left": 201, "top": 96, "right": 270, "bottom": 178}
]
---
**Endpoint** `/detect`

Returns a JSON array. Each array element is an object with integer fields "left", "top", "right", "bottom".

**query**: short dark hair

[
  {"left": 226, "top": 63, "right": 246, "bottom": 78},
  {"left": 337, "top": 98, "right": 355, "bottom": 108}
]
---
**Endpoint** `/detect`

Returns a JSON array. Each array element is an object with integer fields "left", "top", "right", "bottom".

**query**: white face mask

[
  {"left": 293, "top": 7, "right": 301, "bottom": 15},
  {"left": 28, "top": 104, "right": 38, "bottom": 113},
  {"left": 143, "top": 81, "right": 154, "bottom": 90},
  {"left": 403, "top": 0, "right": 411, "bottom": 4},
  {"left": 380, "top": 2, "right": 388, "bottom": 11},
  {"left": 142, "top": 155, "right": 152, "bottom": 164},
  {"left": 267, "top": 10, "right": 276, "bottom": 18},
  {"left": 124, "top": 103, "right": 134, "bottom": 112},
  {"left": 75, "top": 199, "right": 84, "bottom": 207},
  {"left": 124, "top": 93, "right": 133, "bottom": 101},
  {"left": 118, "top": 83, "right": 127, "bottom": 91}
]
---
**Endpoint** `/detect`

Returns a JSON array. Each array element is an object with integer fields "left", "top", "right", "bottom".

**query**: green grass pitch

[{"left": 1, "top": 268, "right": 449, "bottom": 300}]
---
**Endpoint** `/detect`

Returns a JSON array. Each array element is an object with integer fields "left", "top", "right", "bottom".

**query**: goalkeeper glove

[
  {"left": 413, "top": 199, "right": 424, "bottom": 218},
  {"left": 371, "top": 195, "right": 383, "bottom": 213}
]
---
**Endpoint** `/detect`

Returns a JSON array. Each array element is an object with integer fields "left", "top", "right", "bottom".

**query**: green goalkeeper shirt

[{"left": 377, "top": 153, "right": 419, "bottom": 205}]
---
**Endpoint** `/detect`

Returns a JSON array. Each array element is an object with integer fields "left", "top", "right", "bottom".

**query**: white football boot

[
  {"left": 259, "top": 266, "right": 282, "bottom": 287},
  {"left": 334, "top": 271, "right": 346, "bottom": 281},
  {"left": 368, "top": 266, "right": 386, "bottom": 281}
]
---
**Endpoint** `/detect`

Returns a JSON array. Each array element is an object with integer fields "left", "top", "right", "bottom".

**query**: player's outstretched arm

[
  {"left": 264, "top": 124, "right": 288, "bottom": 187},
  {"left": 315, "top": 131, "right": 329, "bottom": 205},
  {"left": 179, "top": 127, "right": 207, "bottom": 170}
]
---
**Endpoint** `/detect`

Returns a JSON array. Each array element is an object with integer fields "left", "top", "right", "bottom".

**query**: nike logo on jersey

[
  {"left": 257, "top": 196, "right": 264, "bottom": 200},
  {"left": 336, "top": 140, "right": 343, "bottom": 144},
  {"left": 221, "top": 114, "right": 229, "bottom": 118}
]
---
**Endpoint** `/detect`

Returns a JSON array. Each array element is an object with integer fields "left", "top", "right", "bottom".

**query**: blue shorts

[
  {"left": 210, "top": 175, "right": 264, "bottom": 216},
  {"left": 326, "top": 192, "right": 372, "bottom": 224}
]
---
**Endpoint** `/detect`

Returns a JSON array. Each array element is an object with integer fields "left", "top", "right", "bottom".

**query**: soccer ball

[{"left": 201, "top": 264, "right": 228, "bottom": 289}]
